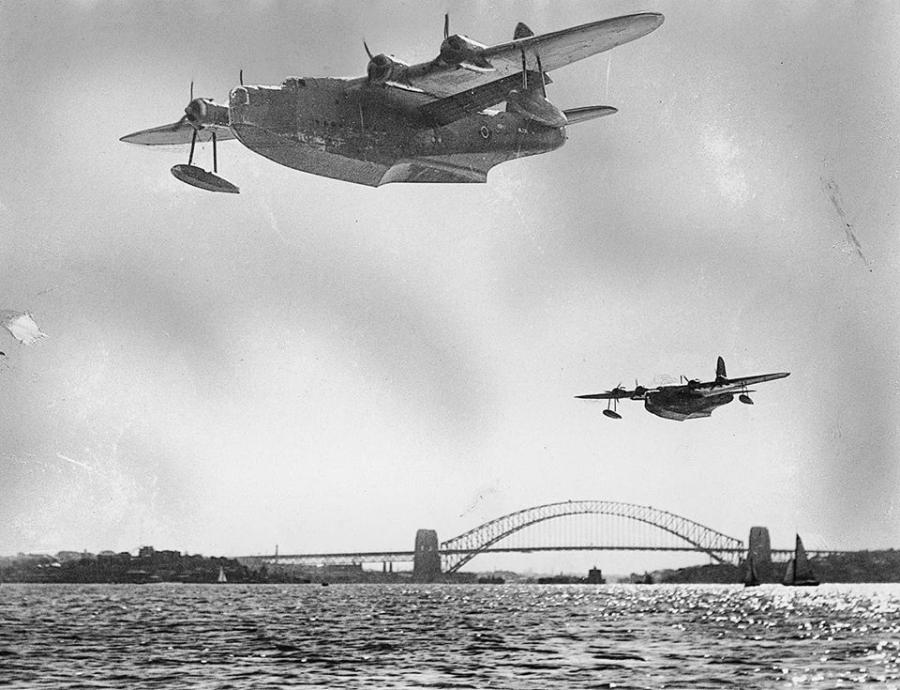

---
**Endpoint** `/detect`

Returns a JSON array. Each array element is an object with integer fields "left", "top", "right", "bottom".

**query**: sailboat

[
  {"left": 782, "top": 534, "right": 819, "bottom": 587},
  {"left": 743, "top": 555, "right": 761, "bottom": 587},
  {"left": 217, "top": 566, "right": 227, "bottom": 584}
]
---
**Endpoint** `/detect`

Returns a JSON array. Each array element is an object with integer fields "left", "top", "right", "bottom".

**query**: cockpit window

[{"left": 230, "top": 87, "right": 249, "bottom": 106}]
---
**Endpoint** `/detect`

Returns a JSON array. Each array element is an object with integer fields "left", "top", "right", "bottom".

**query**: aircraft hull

[
  {"left": 228, "top": 82, "right": 565, "bottom": 186},
  {"left": 644, "top": 392, "right": 735, "bottom": 422}
]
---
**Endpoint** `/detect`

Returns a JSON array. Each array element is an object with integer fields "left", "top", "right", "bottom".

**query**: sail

[
  {"left": 783, "top": 534, "right": 819, "bottom": 586},
  {"left": 217, "top": 566, "right": 227, "bottom": 583},
  {"left": 782, "top": 558, "right": 795, "bottom": 585},
  {"left": 794, "top": 536, "right": 814, "bottom": 581}
]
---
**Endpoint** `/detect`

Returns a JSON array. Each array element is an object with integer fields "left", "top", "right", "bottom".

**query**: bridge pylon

[{"left": 413, "top": 529, "right": 442, "bottom": 583}]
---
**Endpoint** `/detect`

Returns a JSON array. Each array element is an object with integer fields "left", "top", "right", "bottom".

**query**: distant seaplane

[{"left": 576, "top": 357, "right": 789, "bottom": 421}]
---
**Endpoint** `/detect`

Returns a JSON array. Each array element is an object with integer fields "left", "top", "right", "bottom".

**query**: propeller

[
  {"left": 632, "top": 379, "right": 649, "bottom": 399},
  {"left": 438, "top": 13, "right": 494, "bottom": 72},
  {"left": 363, "top": 41, "right": 408, "bottom": 84},
  {"left": 119, "top": 80, "right": 227, "bottom": 147},
  {"left": 174, "top": 81, "right": 230, "bottom": 185}
]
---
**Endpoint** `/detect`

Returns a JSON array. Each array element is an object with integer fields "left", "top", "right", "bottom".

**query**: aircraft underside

[
  {"left": 229, "top": 100, "right": 565, "bottom": 187},
  {"left": 644, "top": 392, "right": 735, "bottom": 422}
]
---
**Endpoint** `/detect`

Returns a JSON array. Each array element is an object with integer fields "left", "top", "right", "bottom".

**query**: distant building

[{"left": 587, "top": 567, "right": 606, "bottom": 584}]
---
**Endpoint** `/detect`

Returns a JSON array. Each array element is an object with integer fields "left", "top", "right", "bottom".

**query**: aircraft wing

[
  {"left": 575, "top": 389, "right": 638, "bottom": 400},
  {"left": 392, "top": 13, "right": 663, "bottom": 122},
  {"left": 482, "top": 12, "right": 664, "bottom": 75},
  {"left": 417, "top": 71, "right": 542, "bottom": 127},
  {"left": 120, "top": 121, "right": 235, "bottom": 146},
  {"left": 697, "top": 372, "right": 790, "bottom": 396}
]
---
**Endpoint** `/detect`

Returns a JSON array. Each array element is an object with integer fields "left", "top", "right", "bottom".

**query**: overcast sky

[{"left": 1, "top": 1, "right": 897, "bottom": 573}]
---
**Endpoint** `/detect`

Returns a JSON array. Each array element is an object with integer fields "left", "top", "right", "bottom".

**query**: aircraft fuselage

[
  {"left": 643, "top": 388, "right": 735, "bottom": 422},
  {"left": 226, "top": 78, "right": 566, "bottom": 186}
]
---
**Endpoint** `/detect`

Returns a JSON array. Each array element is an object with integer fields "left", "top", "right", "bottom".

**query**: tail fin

[
  {"left": 514, "top": 22, "right": 535, "bottom": 39},
  {"left": 716, "top": 356, "right": 727, "bottom": 381}
]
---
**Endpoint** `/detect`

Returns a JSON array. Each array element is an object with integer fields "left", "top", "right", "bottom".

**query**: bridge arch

[{"left": 439, "top": 500, "right": 743, "bottom": 572}]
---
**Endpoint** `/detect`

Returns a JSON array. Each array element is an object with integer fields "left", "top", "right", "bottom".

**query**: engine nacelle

[
  {"left": 184, "top": 98, "right": 229, "bottom": 129},
  {"left": 439, "top": 34, "right": 493, "bottom": 71},
  {"left": 367, "top": 53, "right": 409, "bottom": 84}
]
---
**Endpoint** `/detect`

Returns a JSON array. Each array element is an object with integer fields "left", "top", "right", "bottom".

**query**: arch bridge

[
  {"left": 251, "top": 501, "right": 748, "bottom": 578},
  {"left": 435, "top": 500, "right": 744, "bottom": 573}
]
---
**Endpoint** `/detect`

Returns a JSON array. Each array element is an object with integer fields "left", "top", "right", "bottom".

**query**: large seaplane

[
  {"left": 120, "top": 12, "right": 664, "bottom": 193},
  {"left": 576, "top": 357, "right": 790, "bottom": 421}
]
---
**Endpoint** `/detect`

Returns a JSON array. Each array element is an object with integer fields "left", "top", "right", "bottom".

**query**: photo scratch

[
  {"left": 604, "top": 53, "right": 612, "bottom": 101},
  {"left": 458, "top": 486, "right": 499, "bottom": 518},
  {"left": 821, "top": 176, "right": 870, "bottom": 268},
  {"left": 56, "top": 452, "right": 92, "bottom": 472},
  {"left": 1, "top": 310, "right": 48, "bottom": 345}
]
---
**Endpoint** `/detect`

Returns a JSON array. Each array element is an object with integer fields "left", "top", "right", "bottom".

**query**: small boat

[
  {"left": 217, "top": 566, "right": 227, "bottom": 584},
  {"left": 743, "top": 555, "right": 761, "bottom": 587},
  {"left": 782, "top": 534, "right": 819, "bottom": 587}
]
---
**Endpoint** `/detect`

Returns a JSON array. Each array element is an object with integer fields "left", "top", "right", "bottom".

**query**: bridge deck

[{"left": 241, "top": 546, "right": 852, "bottom": 567}]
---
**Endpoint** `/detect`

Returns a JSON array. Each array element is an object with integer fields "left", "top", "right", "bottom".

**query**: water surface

[{"left": 1, "top": 583, "right": 898, "bottom": 688}]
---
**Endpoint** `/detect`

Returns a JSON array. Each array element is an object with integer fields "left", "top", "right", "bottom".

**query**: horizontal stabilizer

[
  {"left": 120, "top": 121, "right": 235, "bottom": 146},
  {"left": 562, "top": 105, "right": 617, "bottom": 124}
]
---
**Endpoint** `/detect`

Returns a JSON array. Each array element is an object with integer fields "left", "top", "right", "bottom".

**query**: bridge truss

[{"left": 439, "top": 500, "right": 744, "bottom": 572}]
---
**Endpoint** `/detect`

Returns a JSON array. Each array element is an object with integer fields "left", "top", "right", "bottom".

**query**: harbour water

[{"left": 1, "top": 583, "right": 898, "bottom": 688}]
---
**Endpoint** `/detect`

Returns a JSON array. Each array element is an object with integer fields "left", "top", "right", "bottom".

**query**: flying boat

[
  {"left": 576, "top": 357, "right": 789, "bottom": 421},
  {"left": 120, "top": 12, "right": 664, "bottom": 193}
]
